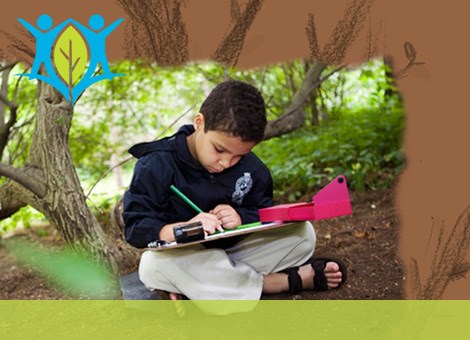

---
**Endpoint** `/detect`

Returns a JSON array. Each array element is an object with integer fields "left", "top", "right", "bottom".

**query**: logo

[
  {"left": 17, "top": 14, "right": 124, "bottom": 105},
  {"left": 232, "top": 172, "right": 253, "bottom": 205}
]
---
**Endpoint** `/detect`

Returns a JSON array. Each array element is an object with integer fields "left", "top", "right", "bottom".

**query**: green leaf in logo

[{"left": 53, "top": 25, "right": 88, "bottom": 86}]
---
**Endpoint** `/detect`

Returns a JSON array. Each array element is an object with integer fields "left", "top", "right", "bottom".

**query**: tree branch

[
  {"left": 0, "top": 61, "right": 18, "bottom": 73},
  {"left": 264, "top": 64, "right": 341, "bottom": 139},
  {"left": 263, "top": 0, "right": 371, "bottom": 140},
  {"left": 0, "top": 181, "right": 27, "bottom": 220},
  {"left": 1, "top": 65, "right": 15, "bottom": 115},
  {"left": 0, "top": 163, "right": 46, "bottom": 198},
  {"left": 0, "top": 92, "right": 17, "bottom": 112}
]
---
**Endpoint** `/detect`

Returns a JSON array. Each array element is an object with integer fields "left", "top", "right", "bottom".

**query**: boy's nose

[{"left": 218, "top": 158, "right": 231, "bottom": 169}]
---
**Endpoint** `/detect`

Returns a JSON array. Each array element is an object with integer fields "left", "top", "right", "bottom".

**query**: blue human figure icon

[
  {"left": 71, "top": 15, "right": 123, "bottom": 78},
  {"left": 17, "top": 14, "right": 71, "bottom": 78}
]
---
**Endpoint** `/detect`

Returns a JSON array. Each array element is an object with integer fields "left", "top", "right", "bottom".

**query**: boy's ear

[{"left": 194, "top": 113, "right": 205, "bottom": 131}]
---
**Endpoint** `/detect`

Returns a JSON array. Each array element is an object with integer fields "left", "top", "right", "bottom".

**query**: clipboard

[{"left": 147, "top": 220, "right": 295, "bottom": 251}]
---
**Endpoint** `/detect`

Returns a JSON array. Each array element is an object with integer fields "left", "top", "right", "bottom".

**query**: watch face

[{"left": 173, "top": 222, "right": 204, "bottom": 243}]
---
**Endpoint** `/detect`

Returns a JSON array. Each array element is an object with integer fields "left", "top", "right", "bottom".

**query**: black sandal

[{"left": 282, "top": 257, "right": 348, "bottom": 294}]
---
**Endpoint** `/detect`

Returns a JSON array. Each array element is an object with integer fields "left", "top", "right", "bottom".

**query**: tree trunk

[
  {"left": 1, "top": 83, "right": 140, "bottom": 274},
  {"left": 310, "top": 90, "right": 320, "bottom": 126}
]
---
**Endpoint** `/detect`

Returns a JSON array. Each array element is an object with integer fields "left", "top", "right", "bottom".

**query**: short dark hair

[{"left": 200, "top": 80, "right": 267, "bottom": 143}]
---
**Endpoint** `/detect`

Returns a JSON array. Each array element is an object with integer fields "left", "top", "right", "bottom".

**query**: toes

[
  {"left": 324, "top": 262, "right": 342, "bottom": 279},
  {"left": 324, "top": 261, "right": 340, "bottom": 273},
  {"left": 325, "top": 271, "right": 342, "bottom": 279},
  {"left": 327, "top": 276, "right": 343, "bottom": 283},
  {"left": 169, "top": 292, "right": 183, "bottom": 300},
  {"left": 324, "top": 262, "right": 343, "bottom": 288},
  {"left": 328, "top": 281, "right": 340, "bottom": 289}
]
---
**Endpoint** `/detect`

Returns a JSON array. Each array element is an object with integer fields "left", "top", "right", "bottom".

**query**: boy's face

[{"left": 187, "top": 113, "right": 256, "bottom": 173}]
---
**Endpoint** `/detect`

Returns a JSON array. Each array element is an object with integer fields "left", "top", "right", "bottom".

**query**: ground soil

[{"left": 0, "top": 186, "right": 405, "bottom": 300}]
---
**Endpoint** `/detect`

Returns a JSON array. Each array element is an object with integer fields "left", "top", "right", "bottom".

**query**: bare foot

[
  {"left": 298, "top": 261, "right": 343, "bottom": 289},
  {"left": 263, "top": 260, "right": 345, "bottom": 294},
  {"left": 169, "top": 292, "right": 183, "bottom": 300},
  {"left": 168, "top": 292, "right": 186, "bottom": 317}
]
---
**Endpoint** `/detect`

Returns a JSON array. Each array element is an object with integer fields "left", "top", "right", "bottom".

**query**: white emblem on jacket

[{"left": 232, "top": 172, "right": 253, "bottom": 205}]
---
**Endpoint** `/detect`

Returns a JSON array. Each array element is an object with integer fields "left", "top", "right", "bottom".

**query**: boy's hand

[
  {"left": 189, "top": 213, "right": 223, "bottom": 235},
  {"left": 211, "top": 204, "right": 242, "bottom": 230}
]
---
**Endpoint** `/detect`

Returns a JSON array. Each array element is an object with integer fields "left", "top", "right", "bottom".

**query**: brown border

[{"left": 1, "top": 0, "right": 469, "bottom": 298}]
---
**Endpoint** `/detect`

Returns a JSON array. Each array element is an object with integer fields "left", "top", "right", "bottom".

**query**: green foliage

[
  {"left": 253, "top": 59, "right": 404, "bottom": 200},
  {"left": 87, "top": 192, "right": 122, "bottom": 226},
  {"left": 72, "top": 60, "right": 399, "bottom": 192},
  {"left": 0, "top": 206, "right": 46, "bottom": 235},
  {"left": 319, "top": 60, "right": 399, "bottom": 116},
  {"left": 5, "top": 239, "right": 116, "bottom": 298},
  {"left": 255, "top": 107, "right": 405, "bottom": 200},
  {"left": 196, "top": 62, "right": 308, "bottom": 121},
  {"left": 71, "top": 61, "right": 211, "bottom": 184}
]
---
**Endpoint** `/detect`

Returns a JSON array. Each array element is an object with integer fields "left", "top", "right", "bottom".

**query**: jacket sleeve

[
  {"left": 235, "top": 166, "right": 274, "bottom": 224},
  {"left": 122, "top": 157, "right": 173, "bottom": 248}
]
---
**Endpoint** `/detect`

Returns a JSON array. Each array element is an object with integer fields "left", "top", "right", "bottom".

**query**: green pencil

[{"left": 170, "top": 184, "right": 203, "bottom": 213}]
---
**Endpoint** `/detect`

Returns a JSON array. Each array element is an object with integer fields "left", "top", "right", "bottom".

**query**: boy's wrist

[{"left": 159, "top": 223, "right": 179, "bottom": 242}]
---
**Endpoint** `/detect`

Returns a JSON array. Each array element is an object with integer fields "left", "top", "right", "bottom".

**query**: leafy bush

[{"left": 254, "top": 107, "right": 405, "bottom": 201}]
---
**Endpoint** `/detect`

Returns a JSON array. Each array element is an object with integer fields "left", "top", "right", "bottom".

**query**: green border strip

[{"left": 0, "top": 300, "right": 469, "bottom": 339}]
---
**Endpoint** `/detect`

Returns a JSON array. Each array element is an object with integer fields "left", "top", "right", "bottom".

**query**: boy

[{"left": 123, "top": 80, "right": 345, "bottom": 303}]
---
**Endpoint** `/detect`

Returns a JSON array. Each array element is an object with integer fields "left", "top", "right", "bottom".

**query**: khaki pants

[{"left": 139, "top": 222, "right": 316, "bottom": 301}]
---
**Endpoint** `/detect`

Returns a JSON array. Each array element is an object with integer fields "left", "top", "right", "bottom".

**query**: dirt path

[{"left": 0, "top": 187, "right": 404, "bottom": 300}]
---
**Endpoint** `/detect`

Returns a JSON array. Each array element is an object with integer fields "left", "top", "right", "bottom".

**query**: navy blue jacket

[{"left": 122, "top": 125, "right": 274, "bottom": 249}]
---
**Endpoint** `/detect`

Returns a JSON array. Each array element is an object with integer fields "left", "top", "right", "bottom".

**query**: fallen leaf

[{"left": 353, "top": 230, "right": 366, "bottom": 238}]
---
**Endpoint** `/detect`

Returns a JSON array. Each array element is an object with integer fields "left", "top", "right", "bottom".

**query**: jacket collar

[{"left": 174, "top": 125, "right": 206, "bottom": 171}]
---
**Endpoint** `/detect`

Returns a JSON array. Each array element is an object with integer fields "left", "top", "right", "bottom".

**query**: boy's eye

[{"left": 214, "top": 146, "right": 224, "bottom": 153}]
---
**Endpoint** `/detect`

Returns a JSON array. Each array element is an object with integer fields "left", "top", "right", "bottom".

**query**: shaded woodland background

[{"left": 0, "top": 58, "right": 405, "bottom": 299}]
